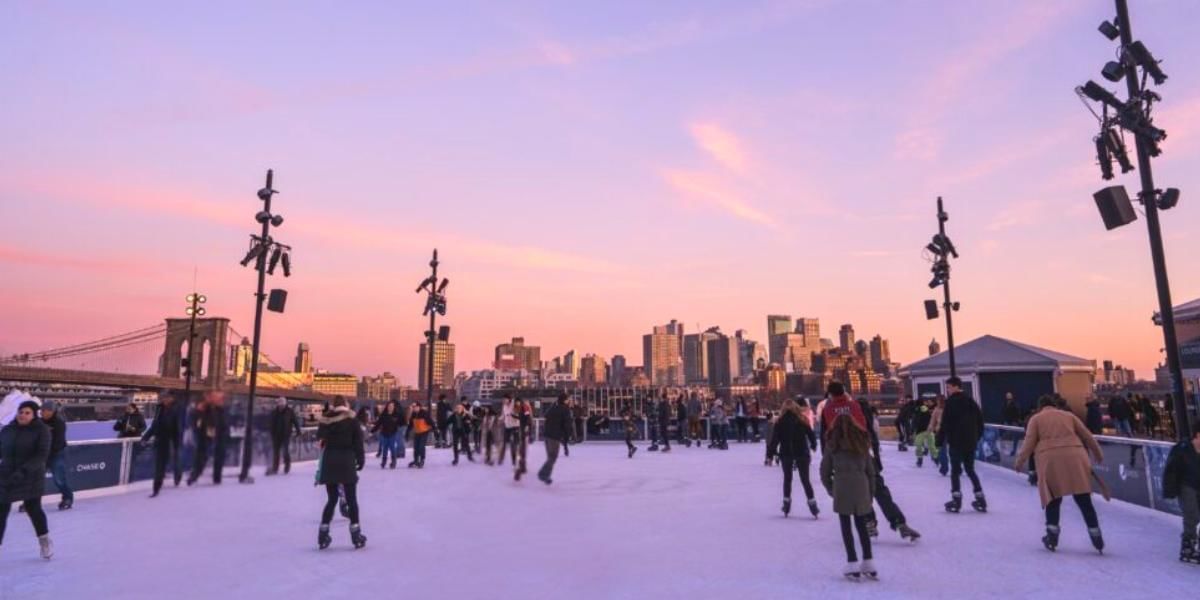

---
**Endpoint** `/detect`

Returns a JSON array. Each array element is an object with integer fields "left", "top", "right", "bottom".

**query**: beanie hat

[
  {"left": 19, "top": 400, "right": 41, "bottom": 414},
  {"left": 826, "top": 382, "right": 846, "bottom": 397},
  {"left": 40, "top": 400, "right": 58, "bottom": 412},
  {"left": 276, "top": 397, "right": 289, "bottom": 407}
]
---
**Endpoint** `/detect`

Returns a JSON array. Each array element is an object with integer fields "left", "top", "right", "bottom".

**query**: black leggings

[
  {"left": 950, "top": 450, "right": 982, "bottom": 494},
  {"left": 323, "top": 483, "right": 359, "bottom": 525},
  {"left": 780, "top": 455, "right": 815, "bottom": 500},
  {"left": 0, "top": 499, "right": 49, "bottom": 544},
  {"left": 1046, "top": 494, "right": 1099, "bottom": 528},
  {"left": 626, "top": 430, "right": 636, "bottom": 452},
  {"left": 839, "top": 514, "right": 872, "bottom": 562}
]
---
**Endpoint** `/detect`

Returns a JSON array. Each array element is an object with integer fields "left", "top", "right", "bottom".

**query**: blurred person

[
  {"left": 407, "top": 402, "right": 434, "bottom": 468},
  {"left": 499, "top": 394, "right": 519, "bottom": 466},
  {"left": 537, "top": 393, "right": 573, "bottom": 485},
  {"left": 268, "top": 397, "right": 302, "bottom": 475},
  {"left": 370, "top": 400, "right": 403, "bottom": 469},
  {"left": 622, "top": 403, "right": 639, "bottom": 459},
  {"left": 448, "top": 403, "right": 475, "bottom": 466},
  {"left": 40, "top": 401, "right": 73, "bottom": 510},
  {"left": 142, "top": 391, "right": 183, "bottom": 497},
  {"left": 687, "top": 392, "right": 703, "bottom": 447},
  {"left": 187, "top": 391, "right": 230, "bottom": 486},
  {"left": 1162, "top": 419, "right": 1200, "bottom": 564},
  {"left": 114, "top": 402, "right": 147, "bottom": 439}
]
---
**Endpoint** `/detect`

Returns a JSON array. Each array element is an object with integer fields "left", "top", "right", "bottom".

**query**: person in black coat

[
  {"left": 40, "top": 401, "right": 73, "bottom": 510},
  {"left": 536, "top": 394, "right": 574, "bottom": 484},
  {"left": 435, "top": 395, "right": 452, "bottom": 448},
  {"left": 268, "top": 397, "right": 303, "bottom": 475},
  {"left": 656, "top": 394, "right": 672, "bottom": 452},
  {"left": 316, "top": 397, "right": 366, "bottom": 549},
  {"left": 936, "top": 377, "right": 986, "bottom": 512},
  {"left": 766, "top": 399, "right": 819, "bottom": 517},
  {"left": 854, "top": 397, "right": 920, "bottom": 540},
  {"left": 676, "top": 397, "right": 690, "bottom": 446},
  {"left": 1084, "top": 398, "right": 1104, "bottom": 435},
  {"left": 114, "top": 403, "right": 148, "bottom": 439},
  {"left": 142, "top": 391, "right": 183, "bottom": 497},
  {"left": 187, "top": 391, "right": 231, "bottom": 486},
  {"left": 371, "top": 400, "right": 404, "bottom": 469},
  {"left": 0, "top": 400, "right": 53, "bottom": 558},
  {"left": 447, "top": 403, "right": 475, "bottom": 466}
]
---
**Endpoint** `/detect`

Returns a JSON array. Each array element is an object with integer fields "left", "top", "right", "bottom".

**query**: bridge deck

[{"left": 0, "top": 443, "right": 1191, "bottom": 599}]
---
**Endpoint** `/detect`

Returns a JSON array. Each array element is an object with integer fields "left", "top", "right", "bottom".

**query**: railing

[{"left": 978, "top": 424, "right": 1180, "bottom": 516}]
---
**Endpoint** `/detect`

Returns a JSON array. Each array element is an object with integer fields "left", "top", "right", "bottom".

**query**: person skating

[
  {"left": 470, "top": 401, "right": 486, "bottom": 454},
  {"left": 895, "top": 396, "right": 916, "bottom": 452},
  {"left": 622, "top": 403, "right": 639, "bottom": 458},
  {"left": 855, "top": 395, "right": 921, "bottom": 542},
  {"left": 513, "top": 399, "right": 532, "bottom": 480},
  {"left": 113, "top": 402, "right": 147, "bottom": 439},
  {"left": 767, "top": 399, "right": 819, "bottom": 518},
  {"left": 187, "top": 391, "right": 230, "bottom": 486},
  {"left": 407, "top": 403, "right": 433, "bottom": 468},
  {"left": 820, "top": 415, "right": 878, "bottom": 581},
  {"left": 819, "top": 383, "right": 867, "bottom": 438},
  {"left": 750, "top": 399, "right": 763, "bottom": 442},
  {"left": 656, "top": 393, "right": 672, "bottom": 453},
  {"left": 142, "top": 391, "right": 183, "bottom": 497},
  {"left": 687, "top": 392, "right": 703, "bottom": 448},
  {"left": 370, "top": 400, "right": 403, "bottom": 469},
  {"left": 482, "top": 404, "right": 504, "bottom": 465},
  {"left": 1015, "top": 395, "right": 1105, "bottom": 553},
  {"left": 40, "top": 401, "right": 73, "bottom": 510},
  {"left": 734, "top": 397, "right": 749, "bottom": 443},
  {"left": 676, "top": 396, "right": 690, "bottom": 447},
  {"left": 911, "top": 398, "right": 936, "bottom": 468},
  {"left": 646, "top": 395, "right": 660, "bottom": 452},
  {"left": 708, "top": 400, "right": 728, "bottom": 449},
  {"left": 930, "top": 395, "right": 949, "bottom": 476},
  {"left": 1163, "top": 419, "right": 1200, "bottom": 563},
  {"left": 268, "top": 397, "right": 302, "bottom": 475},
  {"left": 537, "top": 393, "right": 573, "bottom": 485},
  {"left": 434, "top": 394, "right": 452, "bottom": 448},
  {"left": 499, "top": 395, "right": 520, "bottom": 466},
  {"left": 937, "top": 377, "right": 986, "bottom": 513},
  {"left": 316, "top": 396, "right": 366, "bottom": 549},
  {"left": 0, "top": 401, "right": 54, "bottom": 560},
  {"left": 448, "top": 403, "right": 475, "bottom": 466}
]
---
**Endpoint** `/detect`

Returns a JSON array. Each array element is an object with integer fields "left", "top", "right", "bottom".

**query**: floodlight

[
  {"left": 1159, "top": 188, "right": 1180, "bottom": 210},
  {"left": 1098, "top": 19, "right": 1120, "bottom": 41},
  {"left": 1127, "top": 41, "right": 1167, "bottom": 85}
]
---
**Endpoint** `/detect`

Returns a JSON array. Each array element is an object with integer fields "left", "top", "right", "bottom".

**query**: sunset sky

[{"left": 3, "top": 1, "right": 1200, "bottom": 384}]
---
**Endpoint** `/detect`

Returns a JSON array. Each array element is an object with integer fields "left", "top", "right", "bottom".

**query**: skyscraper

[
  {"left": 418, "top": 341, "right": 456, "bottom": 392},
  {"left": 643, "top": 319, "right": 684, "bottom": 386},
  {"left": 579, "top": 354, "right": 607, "bottom": 386},
  {"left": 683, "top": 327, "right": 722, "bottom": 384},
  {"left": 610, "top": 355, "right": 627, "bottom": 385},
  {"left": 562, "top": 349, "right": 579, "bottom": 379},
  {"left": 795, "top": 317, "right": 821, "bottom": 347},
  {"left": 294, "top": 342, "right": 312, "bottom": 374},
  {"left": 735, "top": 329, "right": 766, "bottom": 377},
  {"left": 494, "top": 337, "right": 541, "bottom": 371},
  {"left": 767, "top": 314, "right": 792, "bottom": 364},
  {"left": 839, "top": 324, "right": 855, "bottom": 352},
  {"left": 869, "top": 335, "right": 891, "bottom": 374},
  {"left": 706, "top": 333, "right": 740, "bottom": 387}
]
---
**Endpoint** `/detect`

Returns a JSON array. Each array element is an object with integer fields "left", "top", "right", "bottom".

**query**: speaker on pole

[
  {"left": 924, "top": 300, "right": 939, "bottom": 320},
  {"left": 1093, "top": 186, "right": 1138, "bottom": 230},
  {"left": 437, "top": 325, "right": 451, "bottom": 342},
  {"left": 267, "top": 289, "right": 288, "bottom": 313}
]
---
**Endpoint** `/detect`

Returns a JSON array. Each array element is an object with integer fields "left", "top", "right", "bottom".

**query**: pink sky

[{"left": 3, "top": 1, "right": 1199, "bottom": 383}]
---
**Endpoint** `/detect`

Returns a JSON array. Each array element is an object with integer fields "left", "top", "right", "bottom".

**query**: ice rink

[{"left": 0, "top": 441, "right": 1193, "bottom": 599}]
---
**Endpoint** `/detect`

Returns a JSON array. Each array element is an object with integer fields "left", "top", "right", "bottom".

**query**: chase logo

[{"left": 76, "top": 462, "right": 107, "bottom": 472}]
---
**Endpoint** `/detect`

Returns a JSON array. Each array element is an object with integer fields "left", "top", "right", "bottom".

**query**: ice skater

[
  {"left": 937, "top": 377, "right": 986, "bottom": 513},
  {"left": 316, "top": 396, "right": 366, "bottom": 550},
  {"left": 655, "top": 392, "right": 672, "bottom": 453},
  {"left": 513, "top": 399, "right": 532, "bottom": 480},
  {"left": 267, "top": 397, "right": 302, "bottom": 475},
  {"left": 447, "top": 403, "right": 475, "bottom": 466},
  {"left": 370, "top": 400, "right": 403, "bottom": 469},
  {"left": 537, "top": 393, "right": 574, "bottom": 485},
  {"left": 820, "top": 415, "right": 877, "bottom": 581},
  {"left": 142, "top": 390, "right": 183, "bottom": 497},
  {"left": 40, "top": 401, "right": 73, "bottom": 510},
  {"left": 855, "top": 396, "right": 921, "bottom": 542},
  {"left": 708, "top": 400, "right": 729, "bottom": 450},
  {"left": 187, "top": 391, "right": 230, "bottom": 486},
  {"left": 766, "top": 398, "right": 819, "bottom": 518},
  {"left": 1015, "top": 395, "right": 1105, "bottom": 554},
  {"left": 911, "top": 397, "right": 937, "bottom": 468},
  {"left": 622, "top": 403, "right": 639, "bottom": 458},
  {"left": 1163, "top": 418, "right": 1200, "bottom": 563},
  {"left": 499, "top": 394, "right": 519, "bottom": 466},
  {"left": 0, "top": 400, "right": 54, "bottom": 560},
  {"left": 407, "top": 402, "right": 434, "bottom": 468}
]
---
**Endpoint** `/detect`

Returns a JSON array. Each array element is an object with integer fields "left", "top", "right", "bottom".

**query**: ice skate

[
  {"left": 407, "top": 460, "right": 417, "bottom": 468},
  {"left": 1042, "top": 525, "right": 1059, "bottom": 552},
  {"left": 350, "top": 524, "right": 367, "bottom": 549},
  {"left": 808, "top": 498, "right": 820, "bottom": 519},
  {"left": 1088, "top": 527, "right": 1104, "bottom": 554},
  {"left": 318, "top": 524, "right": 332, "bottom": 550},
  {"left": 390, "top": 459, "right": 397, "bottom": 469},
  {"left": 866, "top": 518, "right": 879, "bottom": 538},
  {"left": 898, "top": 442, "right": 908, "bottom": 452},
  {"left": 971, "top": 492, "right": 987, "bottom": 513},
  {"left": 782, "top": 497, "right": 791, "bottom": 517},
  {"left": 39, "top": 535, "right": 53, "bottom": 560},
  {"left": 648, "top": 444, "right": 659, "bottom": 452},
  {"left": 1180, "top": 535, "right": 1199, "bottom": 564},
  {"left": 843, "top": 561, "right": 862, "bottom": 582},
  {"left": 538, "top": 473, "right": 552, "bottom": 485},
  {"left": 897, "top": 523, "right": 920, "bottom": 542},
  {"left": 916, "top": 456, "right": 924, "bottom": 468},
  {"left": 945, "top": 492, "right": 962, "bottom": 513},
  {"left": 860, "top": 559, "right": 878, "bottom": 580},
  {"left": 58, "top": 498, "right": 73, "bottom": 511}
]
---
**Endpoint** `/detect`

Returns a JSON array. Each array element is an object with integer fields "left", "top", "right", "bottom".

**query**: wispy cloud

[
  {"left": 688, "top": 122, "right": 749, "bottom": 174},
  {"left": 660, "top": 168, "right": 777, "bottom": 229},
  {"left": 851, "top": 250, "right": 893, "bottom": 258},
  {"left": 986, "top": 199, "right": 1045, "bottom": 231}
]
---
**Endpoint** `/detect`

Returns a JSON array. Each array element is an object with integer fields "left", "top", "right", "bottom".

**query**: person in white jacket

[{"left": 498, "top": 394, "right": 520, "bottom": 466}]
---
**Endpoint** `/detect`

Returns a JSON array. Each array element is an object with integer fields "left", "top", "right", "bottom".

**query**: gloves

[{"left": 356, "top": 462, "right": 364, "bottom": 472}]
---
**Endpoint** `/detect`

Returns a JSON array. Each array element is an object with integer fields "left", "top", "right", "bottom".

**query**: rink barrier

[{"left": 978, "top": 424, "right": 1180, "bottom": 516}]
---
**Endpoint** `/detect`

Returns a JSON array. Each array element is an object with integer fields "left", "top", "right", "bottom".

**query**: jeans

[
  {"left": 538, "top": 439, "right": 562, "bottom": 480},
  {"left": 1178, "top": 486, "right": 1199, "bottom": 538},
  {"left": 50, "top": 454, "right": 74, "bottom": 502},
  {"left": 781, "top": 455, "right": 814, "bottom": 500},
  {"left": 500, "top": 427, "right": 519, "bottom": 465},
  {"left": 950, "top": 449, "right": 982, "bottom": 495},
  {"left": 396, "top": 427, "right": 407, "bottom": 458},
  {"left": 839, "top": 514, "right": 872, "bottom": 562},
  {"left": 0, "top": 499, "right": 49, "bottom": 543},
  {"left": 1115, "top": 419, "right": 1133, "bottom": 437},
  {"left": 937, "top": 444, "right": 949, "bottom": 473},
  {"left": 1046, "top": 493, "right": 1099, "bottom": 528},
  {"left": 378, "top": 433, "right": 400, "bottom": 465}
]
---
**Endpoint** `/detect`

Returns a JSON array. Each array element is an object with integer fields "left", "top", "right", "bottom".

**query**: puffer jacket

[{"left": 0, "top": 419, "right": 51, "bottom": 502}]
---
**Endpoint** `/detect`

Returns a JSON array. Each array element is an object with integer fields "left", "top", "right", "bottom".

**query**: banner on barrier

[{"left": 43, "top": 443, "right": 123, "bottom": 494}]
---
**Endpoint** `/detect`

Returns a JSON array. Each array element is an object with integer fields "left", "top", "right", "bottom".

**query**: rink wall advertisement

[{"left": 43, "top": 442, "right": 123, "bottom": 493}]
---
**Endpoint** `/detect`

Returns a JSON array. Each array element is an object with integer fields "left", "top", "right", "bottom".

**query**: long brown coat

[
  {"left": 820, "top": 449, "right": 876, "bottom": 516},
  {"left": 1015, "top": 408, "right": 1103, "bottom": 507}
]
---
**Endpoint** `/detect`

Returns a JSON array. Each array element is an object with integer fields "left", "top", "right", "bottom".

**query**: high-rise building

[
  {"left": 359, "top": 372, "right": 399, "bottom": 402},
  {"left": 579, "top": 354, "right": 607, "bottom": 386},
  {"left": 869, "top": 335, "right": 891, "bottom": 374},
  {"left": 610, "top": 355, "right": 627, "bottom": 385},
  {"left": 767, "top": 314, "right": 793, "bottom": 364},
  {"left": 735, "top": 330, "right": 766, "bottom": 377},
  {"left": 643, "top": 319, "right": 684, "bottom": 386},
  {"left": 313, "top": 372, "right": 359, "bottom": 398},
  {"left": 495, "top": 337, "right": 541, "bottom": 371},
  {"left": 929, "top": 338, "right": 941, "bottom": 356},
  {"left": 796, "top": 318, "right": 821, "bottom": 347},
  {"left": 706, "top": 333, "right": 740, "bottom": 387},
  {"left": 562, "top": 350, "right": 579, "bottom": 379},
  {"left": 294, "top": 342, "right": 312, "bottom": 374},
  {"left": 771, "top": 333, "right": 812, "bottom": 373},
  {"left": 683, "top": 327, "right": 722, "bottom": 384},
  {"left": 418, "top": 341, "right": 456, "bottom": 391},
  {"left": 839, "top": 324, "right": 855, "bottom": 352}
]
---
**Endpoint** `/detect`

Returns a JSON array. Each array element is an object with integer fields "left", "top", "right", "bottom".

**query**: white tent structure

[{"left": 0, "top": 389, "right": 41, "bottom": 426}]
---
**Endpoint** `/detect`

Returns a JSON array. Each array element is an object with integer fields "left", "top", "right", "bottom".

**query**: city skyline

[{"left": 4, "top": 2, "right": 1200, "bottom": 383}]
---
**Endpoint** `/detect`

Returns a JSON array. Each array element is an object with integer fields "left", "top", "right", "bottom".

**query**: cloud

[
  {"left": 893, "top": 128, "right": 942, "bottom": 162},
  {"left": 688, "top": 122, "right": 749, "bottom": 174},
  {"left": 986, "top": 200, "right": 1045, "bottom": 231},
  {"left": 660, "top": 169, "right": 777, "bottom": 229},
  {"left": 851, "top": 250, "right": 892, "bottom": 258}
]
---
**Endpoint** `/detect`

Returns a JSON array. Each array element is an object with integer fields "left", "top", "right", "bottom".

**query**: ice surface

[{"left": 0, "top": 442, "right": 1194, "bottom": 599}]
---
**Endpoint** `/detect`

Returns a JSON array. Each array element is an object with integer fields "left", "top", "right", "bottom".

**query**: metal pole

[
  {"left": 240, "top": 169, "right": 274, "bottom": 483},
  {"left": 937, "top": 197, "right": 957, "bottom": 379},
  {"left": 1114, "top": 0, "right": 1191, "bottom": 441},
  {"left": 425, "top": 249, "right": 439, "bottom": 410},
  {"left": 184, "top": 299, "right": 198, "bottom": 402}
]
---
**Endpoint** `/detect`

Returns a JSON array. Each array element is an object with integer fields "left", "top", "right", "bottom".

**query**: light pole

[
  {"left": 1079, "top": 1, "right": 1190, "bottom": 440},
  {"left": 923, "top": 197, "right": 960, "bottom": 379},
  {"left": 236, "top": 169, "right": 291, "bottom": 483},
  {"left": 416, "top": 250, "right": 448, "bottom": 409},
  {"left": 182, "top": 292, "right": 207, "bottom": 401}
]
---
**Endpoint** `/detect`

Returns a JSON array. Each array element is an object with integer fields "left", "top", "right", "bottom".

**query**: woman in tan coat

[{"left": 1015, "top": 395, "right": 1105, "bottom": 553}]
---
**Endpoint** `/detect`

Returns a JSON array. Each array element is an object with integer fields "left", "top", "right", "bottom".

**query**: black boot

[
  {"left": 945, "top": 492, "right": 962, "bottom": 513},
  {"left": 318, "top": 524, "right": 332, "bottom": 550},
  {"left": 350, "top": 524, "right": 367, "bottom": 549},
  {"left": 971, "top": 491, "right": 987, "bottom": 513},
  {"left": 1181, "top": 534, "right": 1199, "bottom": 564},
  {"left": 1088, "top": 527, "right": 1104, "bottom": 554},
  {"left": 897, "top": 523, "right": 920, "bottom": 542},
  {"left": 782, "top": 497, "right": 791, "bottom": 517},
  {"left": 1042, "top": 525, "right": 1059, "bottom": 552},
  {"left": 808, "top": 498, "right": 820, "bottom": 519}
]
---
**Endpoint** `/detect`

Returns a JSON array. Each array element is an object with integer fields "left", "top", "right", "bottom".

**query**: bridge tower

[{"left": 161, "top": 317, "right": 231, "bottom": 389}]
